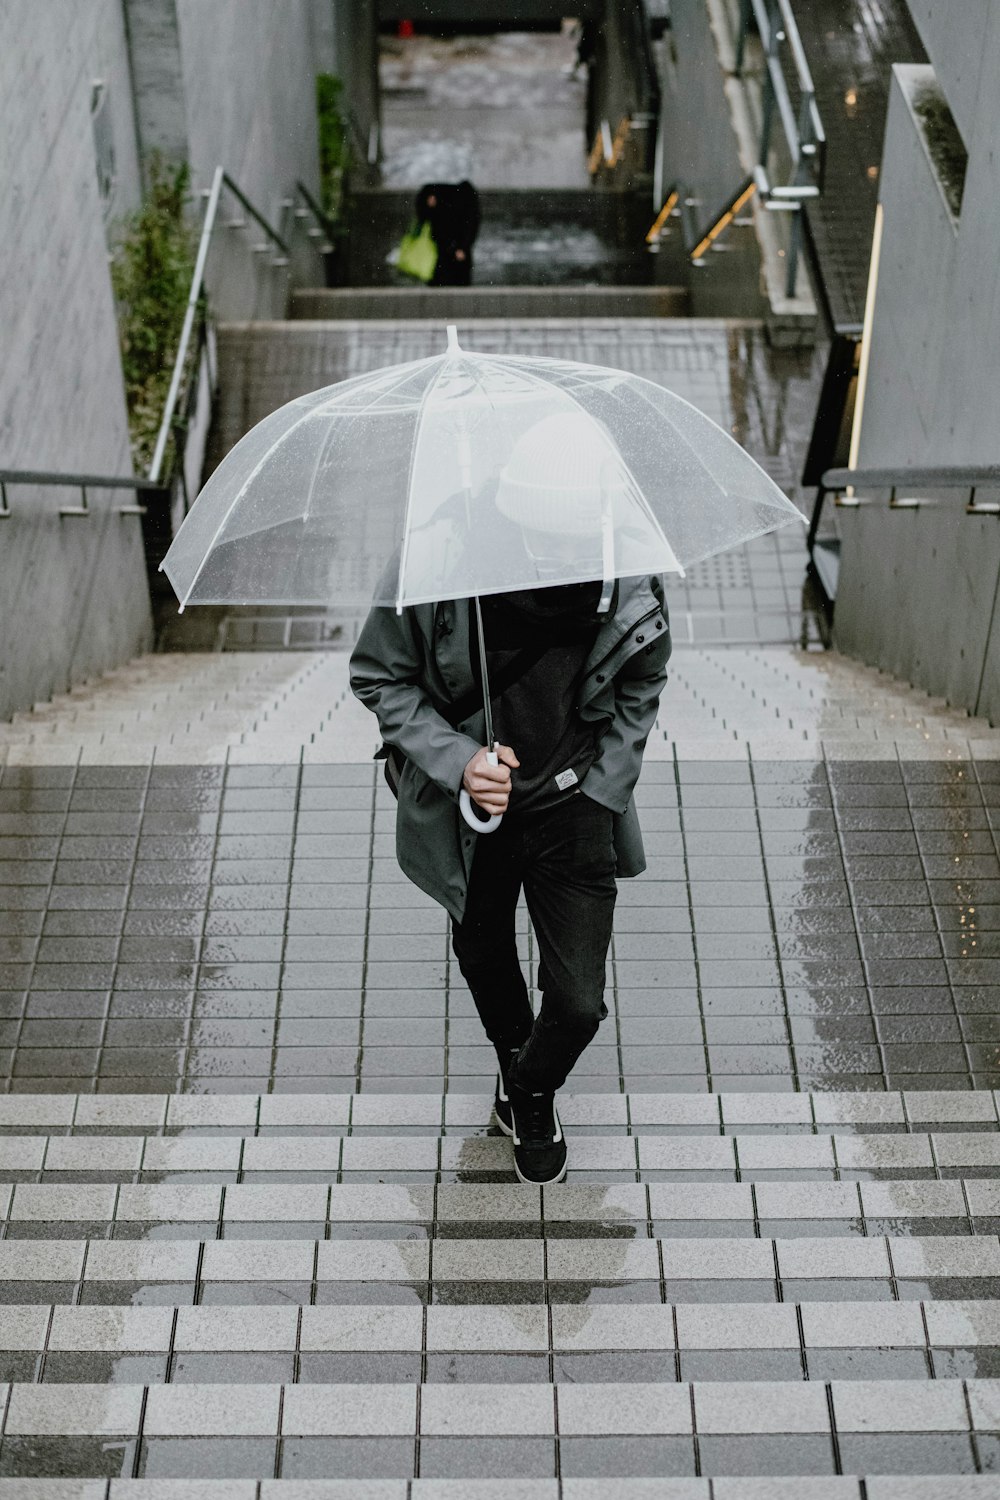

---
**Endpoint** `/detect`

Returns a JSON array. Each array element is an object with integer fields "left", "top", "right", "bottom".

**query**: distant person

[{"left": 415, "top": 180, "right": 480, "bottom": 286}]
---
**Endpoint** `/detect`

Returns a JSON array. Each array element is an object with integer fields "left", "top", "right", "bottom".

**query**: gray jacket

[{"left": 349, "top": 566, "right": 671, "bottom": 924}]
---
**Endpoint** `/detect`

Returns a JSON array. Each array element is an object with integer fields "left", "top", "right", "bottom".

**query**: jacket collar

[{"left": 584, "top": 576, "right": 661, "bottom": 672}]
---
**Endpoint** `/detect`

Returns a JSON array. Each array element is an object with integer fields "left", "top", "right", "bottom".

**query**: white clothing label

[{"left": 555, "top": 768, "right": 579, "bottom": 791}]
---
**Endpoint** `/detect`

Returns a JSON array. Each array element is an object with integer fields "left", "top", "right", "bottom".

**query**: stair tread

[
  {"left": 1, "top": 1089, "right": 995, "bottom": 1131},
  {"left": 0, "top": 1481, "right": 996, "bottom": 1499}
]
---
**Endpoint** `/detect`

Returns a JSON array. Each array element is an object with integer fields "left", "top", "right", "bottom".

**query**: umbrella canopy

[{"left": 161, "top": 327, "right": 803, "bottom": 614}]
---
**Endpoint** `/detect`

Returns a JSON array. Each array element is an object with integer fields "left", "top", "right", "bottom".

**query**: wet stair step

[
  {"left": 3, "top": 1129, "right": 1000, "bottom": 1179},
  {"left": 0, "top": 1091, "right": 998, "bottom": 1486},
  {"left": 1, "top": 1179, "right": 999, "bottom": 1233},
  {"left": 0, "top": 1377, "right": 997, "bottom": 1481},
  {"left": 0, "top": 1483, "right": 998, "bottom": 1500},
  {"left": 2, "top": 1296, "right": 1000, "bottom": 1361},
  {"left": 2, "top": 1231, "right": 1000, "bottom": 1300},
  {"left": 2, "top": 1090, "right": 994, "bottom": 1132}
]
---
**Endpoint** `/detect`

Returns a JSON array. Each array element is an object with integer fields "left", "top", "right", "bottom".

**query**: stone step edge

[
  {"left": 4, "top": 1296, "right": 999, "bottom": 1351},
  {"left": 4, "top": 1129, "right": 1000, "bottom": 1161},
  {"left": 3, "top": 1230, "right": 999, "bottom": 1281},
  {"left": 0, "top": 1481, "right": 995, "bottom": 1500},
  {"left": 4, "top": 1177, "right": 999, "bottom": 1225},
  {"left": 1, "top": 1090, "right": 996, "bottom": 1131},
  {"left": 0, "top": 1376, "right": 996, "bottom": 1442}
]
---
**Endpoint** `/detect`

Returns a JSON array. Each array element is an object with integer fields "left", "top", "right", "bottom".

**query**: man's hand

[{"left": 463, "top": 744, "right": 520, "bottom": 816}]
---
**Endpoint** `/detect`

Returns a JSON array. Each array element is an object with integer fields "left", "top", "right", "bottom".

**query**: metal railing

[
  {"left": 588, "top": 0, "right": 660, "bottom": 182},
  {"left": 729, "top": 0, "right": 826, "bottom": 297},
  {"left": 345, "top": 108, "right": 380, "bottom": 177},
  {"left": 813, "top": 464, "right": 1000, "bottom": 536},
  {"left": 0, "top": 470, "right": 165, "bottom": 520},
  {"left": 807, "top": 463, "right": 1000, "bottom": 611},
  {"left": 148, "top": 166, "right": 328, "bottom": 488}
]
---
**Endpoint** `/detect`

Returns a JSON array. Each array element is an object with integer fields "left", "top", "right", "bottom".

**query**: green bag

[{"left": 397, "top": 218, "right": 438, "bottom": 283}]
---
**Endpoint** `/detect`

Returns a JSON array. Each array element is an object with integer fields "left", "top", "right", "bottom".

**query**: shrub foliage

[
  {"left": 111, "top": 156, "right": 197, "bottom": 473},
  {"left": 316, "top": 73, "right": 351, "bottom": 222}
]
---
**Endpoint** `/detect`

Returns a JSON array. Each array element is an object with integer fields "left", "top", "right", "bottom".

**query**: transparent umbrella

[{"left": 161, "top": 325, "right": 804, "bottom": 829}]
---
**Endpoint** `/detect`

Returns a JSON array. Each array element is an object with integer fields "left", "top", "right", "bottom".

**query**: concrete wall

[
  {"left": 123, "top": 0, "right": 336, "bottom": 318},
  {"left": 176, "top": 1, "right": 332, "bottom": 231},
  {"left": 904, "top": 0, "right": 992, "bottom": 145},
  {"left": 651, "top": 0, "right": 766, "bottom": 319},
  {"left": 2, "top": 0, "right": 342, "bottom": 721},
  {"left": 334, "top": 0, "right": 380, "bottom": 185},
  {"left": 834, "top": 18, "right": 1000, "bottom": 721},
  {"left": 657, "top": 0, "right": 744, "bottom": 219},
  {"left": 0, "top": 0, "right": 152, "bottom": 722}
]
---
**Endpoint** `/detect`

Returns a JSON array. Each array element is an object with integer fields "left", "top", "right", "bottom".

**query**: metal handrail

[
  {"left": 0, "top": 468, "right": 167, "bottom": 520},
  {"left": 221, "top": 172, "right": 290, "bottom": 256},
  {"left": 147, "top": 165, "right": 326, "bottom": 486},
  {"left": 730, "top": 0, "right": 825, "bottom": 297},
  {"left": 345, "top": 108, "right": 379, "bottom": 171},
  {"left": 147, "top": 166, "right": 222, "bottom": 486},
  {"left": 734, "top": 0, "right": 825, "bottom": 184},
  {"left": 293, "top": 179, "right": 341, "bottom": 245},
  {"left": 809, "top": 464, "right": 1000, "bottom": 552},
  {"left": 589, "top": 0, "right": 660, "bottom": 181}
]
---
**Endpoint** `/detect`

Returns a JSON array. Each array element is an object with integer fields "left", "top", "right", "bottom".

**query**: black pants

[
  {"left": 432, "top": 252, "right": 473, "bottom": 286},
  {"left": 451, "top": 793, "right": 617, "bottom": 1092}
]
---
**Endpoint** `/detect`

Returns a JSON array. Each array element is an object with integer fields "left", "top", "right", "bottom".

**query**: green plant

[
  {"left": 913, "top": 83, "right": 968, "bottom": 218},
  {"left": 111, "top": 156, "right": 197, "bottom": 472},
  {"left": 316, "top": 73, "right": 351, "bottom": 222}
]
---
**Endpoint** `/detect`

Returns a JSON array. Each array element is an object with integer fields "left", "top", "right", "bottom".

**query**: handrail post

[
  {"left": 59, "top": 484, "right": 90, "bottom": 518},
  {"left": 734, "top": 0, "right": 753, "bottom": 75},
  {"left": 806, "top": 482, "right": 826, "bottom": 554},
  {"left": 0, "top": 481, "right": 9, "bottom": 519},
  {"left": 759, "top": 1, "right": 778, "bottom": 165},
  {"left": 785, "top": 206, "right": 802, "bottom": 298}
]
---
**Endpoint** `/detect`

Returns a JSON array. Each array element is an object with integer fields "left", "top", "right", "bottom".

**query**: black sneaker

[
  {"left": 493, "top": 1049, "right": 519, "bottom": 1136},
  {"left": 508, "top": 1081, "right": 567, "bottom": 1185}
]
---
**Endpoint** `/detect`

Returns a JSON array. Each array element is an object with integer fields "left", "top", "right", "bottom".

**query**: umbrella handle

[{"left": 459, "top": 749, "right": 503, "bottom": 835}]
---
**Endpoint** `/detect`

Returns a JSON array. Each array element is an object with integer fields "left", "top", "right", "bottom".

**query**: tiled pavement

[
  {"left": 3, "top": 752, "right": 1000, "bottom": 1097},
  {"left": 4, "top": 320, "right": 1000, "bottom": 1492}
]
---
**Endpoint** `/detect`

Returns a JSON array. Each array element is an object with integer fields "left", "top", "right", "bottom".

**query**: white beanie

[{"left": 495, "top": 411, "right": 625, "bottom": 536}]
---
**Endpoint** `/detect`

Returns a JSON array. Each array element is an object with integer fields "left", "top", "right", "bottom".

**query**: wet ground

[
  {"left": 2, "top": 751, "right": 1000, "bottom": 1098},
  {"left": 379, "top": 28, "right": 590, "bottom": 190}
]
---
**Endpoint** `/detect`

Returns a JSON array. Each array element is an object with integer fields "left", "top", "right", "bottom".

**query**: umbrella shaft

[{"left": 473, "top": 595, "right": 496, "bottom": 751}]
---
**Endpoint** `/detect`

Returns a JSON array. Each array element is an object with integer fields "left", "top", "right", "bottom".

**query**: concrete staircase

[
  {"left": 290, "top": 286, "right": 690, "bottom": 321},
  {"left": 1, "top": 1087, "right": 1000, "bottom": 1492}
]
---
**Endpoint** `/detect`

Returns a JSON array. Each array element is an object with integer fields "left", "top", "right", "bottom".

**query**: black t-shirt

[{"left": 475, "top": 584, "right": 606, "bottom": 814}]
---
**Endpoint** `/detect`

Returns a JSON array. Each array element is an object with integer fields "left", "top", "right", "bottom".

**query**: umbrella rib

[
  {"left": 175, "top": 355, "right": 442, "bottom": 605},
  {"left": 395, "top": 351, "right": 453, "bottom": 614},
  {"left": 307, "top": 353, "right": 440, "bottom": 415},
  {"left": 304, "top": 355, "right": 451, "bottom": 524}
]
